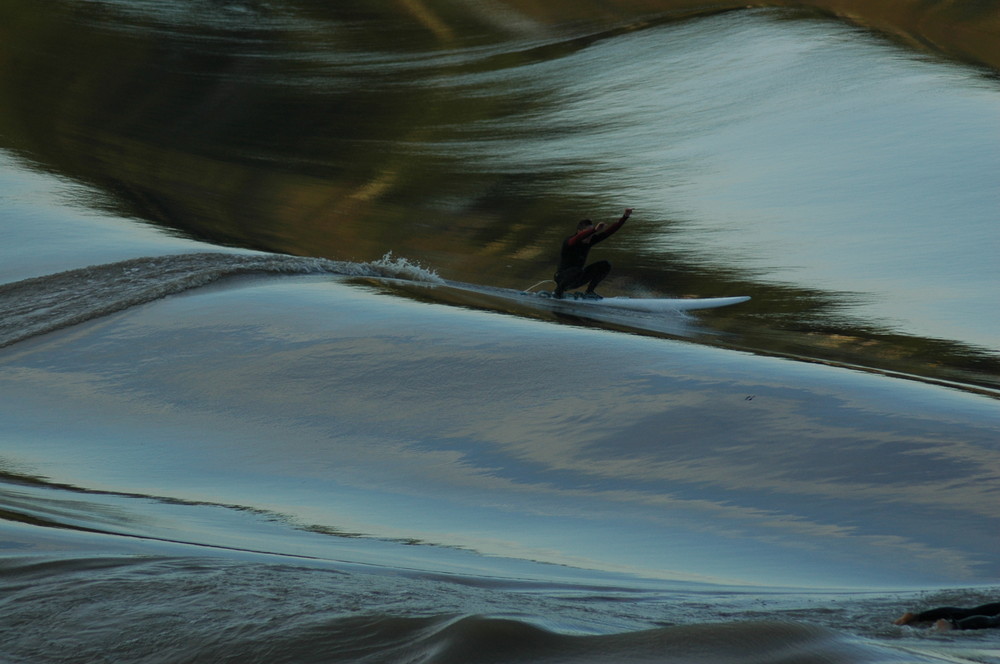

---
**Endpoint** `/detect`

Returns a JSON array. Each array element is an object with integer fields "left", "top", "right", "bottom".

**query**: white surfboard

[
  {"left": 528, "top": 292, "right": 750, "bottom": 312},
  {"left": 363, "top": 277, "right": 750, "bottom": 315}
]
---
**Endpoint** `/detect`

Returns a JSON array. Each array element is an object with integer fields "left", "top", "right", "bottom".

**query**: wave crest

[{"left": 0, "top": 251, "right": 441, "bottom": 349}]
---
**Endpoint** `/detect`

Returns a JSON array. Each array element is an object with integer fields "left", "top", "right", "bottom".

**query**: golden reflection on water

[{"left": 2, "top": 0, "right": 997, "bottom": 263}]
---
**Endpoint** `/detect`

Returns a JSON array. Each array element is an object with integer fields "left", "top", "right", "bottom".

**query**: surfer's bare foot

[
  {"left": 934, "top": 619, "right": 954, "bottom": 632},
  {"left": 894, "top": 612, "right": 917, "bottom": 626}
]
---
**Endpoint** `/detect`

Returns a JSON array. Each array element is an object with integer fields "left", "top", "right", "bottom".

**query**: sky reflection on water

[{"left": 1, "top": 278, "right": 997, "bottom": 588}]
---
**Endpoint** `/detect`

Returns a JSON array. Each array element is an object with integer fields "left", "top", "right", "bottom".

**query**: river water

[{"left": 1, "top": 1, "right": 998, "bottom": 662}]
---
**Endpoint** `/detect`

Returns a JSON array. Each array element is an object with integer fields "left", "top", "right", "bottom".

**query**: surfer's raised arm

[
  {"left": 593, "top": 208, "right": 631, "bottom": 241},
  {"left": 566, "top": 225, "right": 599, "bottom": 247}
]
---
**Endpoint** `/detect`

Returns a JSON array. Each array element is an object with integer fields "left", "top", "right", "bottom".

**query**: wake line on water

[{"left": 0, "top": 252, "right": 441, "bottom": 349}]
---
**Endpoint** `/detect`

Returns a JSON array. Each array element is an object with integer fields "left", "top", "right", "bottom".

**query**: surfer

[
  {"left": 553, "top": 208, "right": 632, "bottom": 299},
  {"left": 894, "top": 602, "right": 1000, "bottom": 631}
]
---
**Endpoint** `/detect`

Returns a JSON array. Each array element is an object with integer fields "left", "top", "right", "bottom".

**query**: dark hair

[{"left": 577, "top": 219, "right": 593, "bottom": 230}]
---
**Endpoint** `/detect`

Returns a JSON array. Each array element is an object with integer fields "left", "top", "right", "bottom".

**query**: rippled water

[{"left": 1, "top": 1, "right": 999, "bottom": 662}]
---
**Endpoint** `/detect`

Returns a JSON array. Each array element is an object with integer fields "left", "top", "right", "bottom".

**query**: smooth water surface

[{"left": 1, "top": 1, "right": 999, "bottom": 662}]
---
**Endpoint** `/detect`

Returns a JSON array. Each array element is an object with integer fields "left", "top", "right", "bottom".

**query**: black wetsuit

[
  {"left": 913, "top": 603, "right": 1000, "bottom": 630},
  {"left": 553, "top": 213, "right": 628, "bottom": 298}
]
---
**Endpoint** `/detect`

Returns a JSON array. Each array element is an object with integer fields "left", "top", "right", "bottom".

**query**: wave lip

[{"left": 0, "top": 251, "right": 441, "bottom": 349}]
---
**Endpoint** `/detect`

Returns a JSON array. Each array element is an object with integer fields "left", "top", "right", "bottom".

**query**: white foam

[{"left": 357, "top": 252, "right": 444, "bottom": 284}]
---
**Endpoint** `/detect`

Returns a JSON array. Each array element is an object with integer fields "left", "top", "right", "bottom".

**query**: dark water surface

[{"left": 1, "top": 1, "right": 999, "bottom": 662}]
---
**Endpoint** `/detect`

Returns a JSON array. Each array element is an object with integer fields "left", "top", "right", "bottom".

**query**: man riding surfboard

[{"left": 553, "top": 208, "right": 632, "bottom": 299}]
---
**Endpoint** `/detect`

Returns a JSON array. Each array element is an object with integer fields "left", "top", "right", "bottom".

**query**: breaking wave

[{"left": 0, "top": 252, "right": 441, "bottom": 349}]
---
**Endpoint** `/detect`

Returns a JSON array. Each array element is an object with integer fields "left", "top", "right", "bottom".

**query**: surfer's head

[{"left": 577, "top": 219, "right": 594, "bottom": 230}]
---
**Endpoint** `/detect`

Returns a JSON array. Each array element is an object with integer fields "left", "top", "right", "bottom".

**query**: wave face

[{"left": 0, "top": 1, "right": 999, "bottom": 663}]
